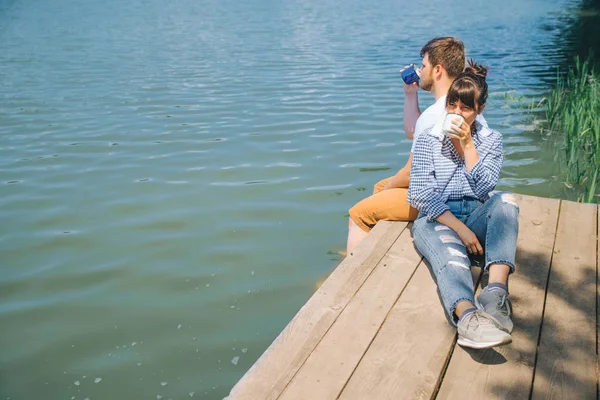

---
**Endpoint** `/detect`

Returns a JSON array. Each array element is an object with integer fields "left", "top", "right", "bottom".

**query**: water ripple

[{"left": 0, "top": 0, "right": 585, "bottom": 398}]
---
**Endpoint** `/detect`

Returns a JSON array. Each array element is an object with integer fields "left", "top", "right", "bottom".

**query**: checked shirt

[{"left": 408, "top": 118, "right": 504, "bottom": 221}]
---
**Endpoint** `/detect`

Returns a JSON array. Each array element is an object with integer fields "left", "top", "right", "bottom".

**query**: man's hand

[
  {"left": 456, "top": 225, "right": 483, "bottom": 255},
  {"left": 400, "top": 65, "right": 419, "bottom": 95}
]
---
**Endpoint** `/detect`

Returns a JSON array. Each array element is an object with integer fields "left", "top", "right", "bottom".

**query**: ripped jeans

[{"left": 412, "top": 192, "right": 519, "bottom": 325}]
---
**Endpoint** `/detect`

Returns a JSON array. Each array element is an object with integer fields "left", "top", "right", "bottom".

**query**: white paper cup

[{"left": 442, "top": 113, "right": 465, "bottom": 136}]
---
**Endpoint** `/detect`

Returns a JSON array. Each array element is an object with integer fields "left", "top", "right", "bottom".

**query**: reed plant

[{"left": 544, "top": 55, "right": 600, "bottom": 203}]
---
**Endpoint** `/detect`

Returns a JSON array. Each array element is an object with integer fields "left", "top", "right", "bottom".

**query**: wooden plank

[
  {"left": 338, "top": 216, "right": 484, "bottom": 399},
  {"left": 531, "top": 200, "right": 597, "bottom": 399},
  {"left": 338, "top": 260, "right": 457, "bottom": 399},
  {"left": 437, "top": 194, "right": 560, "bottom": 399},
  {"left": 228, "top": 221, "right": 407, "bottom": 400},
  {"left": 279, "top": 226, "right": 423, "bottom": 400}
]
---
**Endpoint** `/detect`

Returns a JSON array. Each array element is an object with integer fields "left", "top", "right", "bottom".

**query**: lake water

[{"left": 1, "top": 0, "right": 597, "bottom": 398}]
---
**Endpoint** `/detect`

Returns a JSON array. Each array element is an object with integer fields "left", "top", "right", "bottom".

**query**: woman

[{"left": 408, "top": 61, "right": 519, "bottom": 349}]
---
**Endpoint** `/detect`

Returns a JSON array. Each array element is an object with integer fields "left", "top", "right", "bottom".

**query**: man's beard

[{"left": 420, "top": 74, "right": 433, "bottom": 91}]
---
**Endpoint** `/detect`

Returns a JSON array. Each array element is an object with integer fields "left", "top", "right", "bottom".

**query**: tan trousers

[{"left": 348, "top": 177, "right": 419, "bottom": 232}]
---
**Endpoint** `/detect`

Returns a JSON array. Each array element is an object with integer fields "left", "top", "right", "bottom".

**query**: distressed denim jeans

[{"left": 411, "top": 192, "right": 519, "bottom": 325}]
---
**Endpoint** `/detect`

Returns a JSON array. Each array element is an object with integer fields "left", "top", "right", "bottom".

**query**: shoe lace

[
  {"left": 467, "top": 312, "right": 495, "bottom": 331},
  {"left": 496, "top": 293, "right": 509, "bottom": 316}
]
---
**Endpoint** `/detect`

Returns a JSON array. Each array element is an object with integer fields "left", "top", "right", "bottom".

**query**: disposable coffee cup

[{"left": 442, "top": 113, "right": 465, "bottom": 136}]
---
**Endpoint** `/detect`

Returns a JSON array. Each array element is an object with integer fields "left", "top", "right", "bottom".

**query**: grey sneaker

[
  {"left": 475, "top": 287, "right": 513, "bottom": 333},
  {"left": 457, "top": 310, "right": 512, "bottom": 349}
]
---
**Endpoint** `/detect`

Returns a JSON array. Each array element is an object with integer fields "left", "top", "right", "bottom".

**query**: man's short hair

[{"left": 420, "top": 37, "right": 465, "bottom": 79}]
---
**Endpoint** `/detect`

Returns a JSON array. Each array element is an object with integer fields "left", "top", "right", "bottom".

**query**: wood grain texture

[
  {"left": 338, "top": 261, "right": 456, "bottom": 400},
  {"left": 531, "top": 200, "right": 597, "bottom": 399},
  {"left": 437, "top": 194, "right": 560, "bottom": 399},
  {"left": 228, "top": 221, "right": 407, "bottom": 400},
  {"left": 279, "top": 226, "right": 422, "bottom": 400}
]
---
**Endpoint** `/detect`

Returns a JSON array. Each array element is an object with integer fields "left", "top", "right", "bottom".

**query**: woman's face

[{"left": 446, "top": 99, "right": 479, "bottom": 126}]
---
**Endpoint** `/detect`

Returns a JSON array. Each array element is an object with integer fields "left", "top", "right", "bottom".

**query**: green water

[{"left": 1, "top": 0, "right": 598, "bottom": 398}]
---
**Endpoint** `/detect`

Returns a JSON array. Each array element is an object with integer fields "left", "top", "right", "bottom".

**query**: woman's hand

[
  {"left": 455, "top": 225, "right": 483, "bottom": 255},
  {"left": 435, "top": 211, "right": 483, "bottom": 255},
  {"left": 447, "top": 117, "right": 474, "bottom": 149}
]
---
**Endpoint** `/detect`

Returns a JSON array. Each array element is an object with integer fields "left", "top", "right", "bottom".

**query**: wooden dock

[{"left": 228, "top": 194, "right": 598, "bottom": 399}]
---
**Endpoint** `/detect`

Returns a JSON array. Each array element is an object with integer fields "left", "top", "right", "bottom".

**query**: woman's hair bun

[{"left": 464, "top": 59, "right": 488, "bottom": 79}]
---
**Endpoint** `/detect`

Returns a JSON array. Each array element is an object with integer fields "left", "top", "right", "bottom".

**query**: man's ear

[
  {"left": 435, "top": 65, "right": 444, "bottom": 80},
  {"left": 478, "top": 104, "right": 486, "bottom": 115}
]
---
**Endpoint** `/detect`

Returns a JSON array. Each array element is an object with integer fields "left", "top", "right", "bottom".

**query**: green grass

[{"left": 544, "top": 55, "right": 600, "bottom": 203}]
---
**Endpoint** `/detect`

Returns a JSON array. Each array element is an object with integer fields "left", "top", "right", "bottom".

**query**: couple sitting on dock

[{"left": 346, "top": 37, "right": 519, "bottom": 350}]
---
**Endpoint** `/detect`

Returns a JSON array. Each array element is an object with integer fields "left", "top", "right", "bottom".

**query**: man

[{"left": 346, "top": 37, "right": 488, "bottom": 253}]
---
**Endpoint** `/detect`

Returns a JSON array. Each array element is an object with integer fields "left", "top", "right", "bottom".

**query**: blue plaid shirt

[{"left": 408, "top": 118, "right": 504, "bottom": 221}]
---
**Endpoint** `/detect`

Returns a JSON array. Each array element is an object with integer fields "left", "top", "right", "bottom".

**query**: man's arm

[
  {"left": 383, "top": 154, "right": 412, "bottom": 190},
  {"left": 403, "top": 84, "right": 421, "bottom": 140}
]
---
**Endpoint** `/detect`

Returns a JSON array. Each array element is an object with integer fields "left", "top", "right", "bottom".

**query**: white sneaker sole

[{"left": 457, "top": 334, "right": 512, "bottom": 349}]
